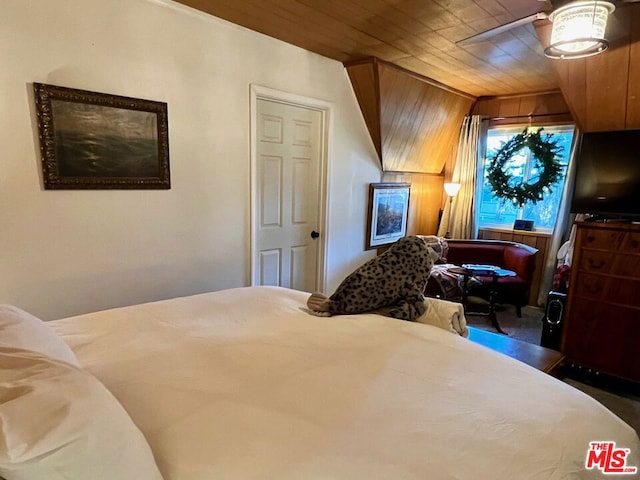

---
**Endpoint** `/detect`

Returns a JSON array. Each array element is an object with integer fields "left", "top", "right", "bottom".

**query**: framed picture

[
  {"left": 33, "top": 83, "right": 170, "bottom": 189},
  {"left": 366, "top": 183, "right": 411, "bottom": 250}
]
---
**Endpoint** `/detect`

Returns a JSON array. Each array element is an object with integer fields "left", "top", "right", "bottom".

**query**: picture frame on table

[
  {"left": 366, "top": 183, "right": 411, "bottom": 250},
  {"left": 33, "top": 83, "right": 170, "bottom": 190}
]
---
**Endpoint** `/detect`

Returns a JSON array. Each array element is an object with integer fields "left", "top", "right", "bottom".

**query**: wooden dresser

[{"left": 562, "top": 222, "right": 640, "bottom": 382}]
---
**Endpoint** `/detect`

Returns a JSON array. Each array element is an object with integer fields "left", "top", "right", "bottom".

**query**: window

[{"left": 476, "top": 124, "right": 575, "bottom": 232}]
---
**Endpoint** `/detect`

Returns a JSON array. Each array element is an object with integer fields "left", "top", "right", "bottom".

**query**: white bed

[{"left": 1, "top": 286, "right": 639, "bottom": 479}]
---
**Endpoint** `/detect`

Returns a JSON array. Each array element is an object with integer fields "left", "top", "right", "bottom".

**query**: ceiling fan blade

[{"left": 456, "top": 12, "right": 549, "bottom": 46}]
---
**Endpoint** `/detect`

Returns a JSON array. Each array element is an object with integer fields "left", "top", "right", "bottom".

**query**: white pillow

[
  {"left": 0, "top": 305, "right": 79, "bottom": 366},
  {"left": 0, "top": 347, "right": 164, "bottom": 480}
]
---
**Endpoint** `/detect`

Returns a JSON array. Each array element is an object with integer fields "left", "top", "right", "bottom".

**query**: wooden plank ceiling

[{"left": 173, "top": 0, "right": 558, "bottom": 97}]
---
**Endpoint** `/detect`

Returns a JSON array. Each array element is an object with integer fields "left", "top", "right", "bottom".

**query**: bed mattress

[{"left": 49, "top": 286, "right": 640, "bottom": 480}]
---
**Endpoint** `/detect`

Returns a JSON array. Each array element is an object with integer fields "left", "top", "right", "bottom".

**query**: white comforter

[{"left": 49, "top": 286, "right": 640, "bottom": 480}]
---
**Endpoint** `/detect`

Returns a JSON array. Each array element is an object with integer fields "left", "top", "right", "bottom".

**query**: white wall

[{"left": 0, "top": 0, "right": 380, "bottom": 319}]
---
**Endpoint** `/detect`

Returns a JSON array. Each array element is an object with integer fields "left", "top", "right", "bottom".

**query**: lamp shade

[
  {"left": 444, "top": 182, "right": 461, "bottom": 197},
  {"left": 544, "top": 1, "right": 615, "bottom": 59}
]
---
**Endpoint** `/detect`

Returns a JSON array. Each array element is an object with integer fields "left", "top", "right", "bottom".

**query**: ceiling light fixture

[{"left": 544, "top": 0, "right": 615, "bottom": 59}]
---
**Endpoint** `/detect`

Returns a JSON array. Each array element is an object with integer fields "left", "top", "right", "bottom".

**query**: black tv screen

[{"left": 571, "top": 129, "right": 640, "bottom": 219}]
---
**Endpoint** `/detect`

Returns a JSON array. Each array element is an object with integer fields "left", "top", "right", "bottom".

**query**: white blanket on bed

[
  {"left": 417, "top": 297, "right": 468, "bottom": 337},
  {"left": 49, "top": 286, "right": 639, "bottom": 480}
]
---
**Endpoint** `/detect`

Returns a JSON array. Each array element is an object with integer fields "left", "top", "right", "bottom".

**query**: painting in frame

[
  {"left": 366, "top": 183, "right": 411, "bottom": 250},
  {"left": 33, "top": 83, "right": 170, "bottom": 189}
]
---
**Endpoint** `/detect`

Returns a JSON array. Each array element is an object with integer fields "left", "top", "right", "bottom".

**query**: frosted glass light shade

[
  {"left": 444, "top": 182, "right": 461, "bottom": 197},
  {"left": 545, "top": 1, "right": 615, "bottom": 59}
]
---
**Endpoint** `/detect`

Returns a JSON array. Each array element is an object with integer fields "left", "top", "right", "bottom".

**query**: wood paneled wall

[
  {"left": 346, "top": 58, "right": 475, "bottom": 238},
  {"left": 478, "top": 228, "right": 551, "bottom": 306},
  {"left": 534, "top": 6, "right": 640, "bottom": 132},
  {"left": 472, "top": 90, "right": 573, "bottom": 126},
  {"left": 345, "top": 58, "right": 475, "bottom": 174},
  {"left": 381, "top": 172, "right": 444, "bottom": 236}
]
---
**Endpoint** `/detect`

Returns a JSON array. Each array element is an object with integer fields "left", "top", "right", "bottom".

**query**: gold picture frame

[{"left": 33, "top": 83, "right": 170, "bottom": 189}]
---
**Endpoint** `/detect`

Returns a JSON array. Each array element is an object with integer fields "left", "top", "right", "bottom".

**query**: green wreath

[{"left": 486, "top": 128, "right": 563, "bottom": 207}]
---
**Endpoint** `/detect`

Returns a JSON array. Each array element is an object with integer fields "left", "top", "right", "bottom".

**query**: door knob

[{"left": 310, "top": 230, "right": 320, "bottom": 239}]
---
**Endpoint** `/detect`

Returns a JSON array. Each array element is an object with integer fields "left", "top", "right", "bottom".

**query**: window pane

[{"left": 477, "top": 125, "right": 575, "bottom": 231}]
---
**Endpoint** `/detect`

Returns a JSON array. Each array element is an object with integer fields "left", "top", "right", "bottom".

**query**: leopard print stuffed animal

[{"left": 307, "top": 235, "right": 441, "bottom": 321}]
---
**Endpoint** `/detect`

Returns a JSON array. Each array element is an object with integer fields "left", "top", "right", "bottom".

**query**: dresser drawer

[
  {"left": 564, "top": 300, "right": 640, "bottom": 381},
  {"left": 621, "top": 231, "right": 640, "bottom": 254},
  {"left": 573, "top": 273, "right": 640, "bottom": 307},
  {"left": 566, "top": 223, "right": 640, "bottom": 383},
  {"left": 578, "top": 250, "right": 640, "bottom": 278},
  {"left": 578, "top": 250, "right": 612, "bottom": 274},
  {"left": 581, "top": 229, "right": 627, "bottom": 250}
]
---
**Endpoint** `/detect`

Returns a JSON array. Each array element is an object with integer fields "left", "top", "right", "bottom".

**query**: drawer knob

[
  {"left": 585, "top": 284, "right": 602, "bottom": 294},
  {"left": 587, "top": 259, "right": 606, "bottom": 269}
]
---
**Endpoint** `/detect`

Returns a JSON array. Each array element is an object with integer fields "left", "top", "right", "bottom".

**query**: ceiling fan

[{"left": 457, "top": 0, "right": 640, "bottom": 58}]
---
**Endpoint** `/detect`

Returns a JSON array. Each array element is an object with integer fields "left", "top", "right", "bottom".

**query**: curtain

[
  {"left": 438, "top": 115, "right": 485, "bottom": 239},
  {"left": 536, "top": 127, "right": 580, "bottom": 305}
]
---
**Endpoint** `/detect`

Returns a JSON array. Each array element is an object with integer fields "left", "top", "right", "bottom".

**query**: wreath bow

[{"left": 486, "top": 128, "right": 563, "bottom": 207}]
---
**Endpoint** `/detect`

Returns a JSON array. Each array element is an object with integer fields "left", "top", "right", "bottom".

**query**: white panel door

[{"left": 255, "top": 98, "right": 322, "bottom": 292}]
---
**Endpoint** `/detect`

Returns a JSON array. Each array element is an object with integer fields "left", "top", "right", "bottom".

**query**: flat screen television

[{"left": 571, "top": 129, "right": 640, "bottom": 220}]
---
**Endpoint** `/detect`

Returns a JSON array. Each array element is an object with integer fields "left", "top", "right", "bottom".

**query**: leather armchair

[{"left": 425, "top": 239, "right": 538, "bottom": 317}]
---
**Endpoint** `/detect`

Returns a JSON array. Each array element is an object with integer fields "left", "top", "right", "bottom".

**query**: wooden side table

[{"left": 448, "top": 266, "right": 516, "bottom": 335}]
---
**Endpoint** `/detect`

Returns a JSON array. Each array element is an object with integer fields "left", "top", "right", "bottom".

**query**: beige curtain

[
  {"left": 438, "top": 115, "right": 485, "bottom": 239},
  {"left": 536, "top": 127, "right": 580, "bottom": 305}
]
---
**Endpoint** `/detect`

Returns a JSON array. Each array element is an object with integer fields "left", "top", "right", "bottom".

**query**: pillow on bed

[
  {"left": 0, "top": 347, "right": 163, "bottom": 480},
  {"left": 0, "top": 304, "right": 79, "bottom": 366}
]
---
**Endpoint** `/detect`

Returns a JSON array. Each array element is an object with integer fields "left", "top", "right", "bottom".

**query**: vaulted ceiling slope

[
  {"left": 346, "top": 58, "right": 474, "bottom": 172},
  {"left": 174, "top": 0, "right": 558, "bottom": 97}
]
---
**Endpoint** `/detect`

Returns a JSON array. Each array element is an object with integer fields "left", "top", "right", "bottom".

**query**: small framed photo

[
  {"left": 366, "top": 183, "right": 411, "bottom": 250},
  {"left": 33, "top": 83, "right": 170, "bottom": 189}
]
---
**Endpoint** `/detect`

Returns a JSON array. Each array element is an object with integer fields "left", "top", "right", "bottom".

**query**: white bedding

[{"left": 49, "top": 286, "right": 640, "bottom": 480}]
